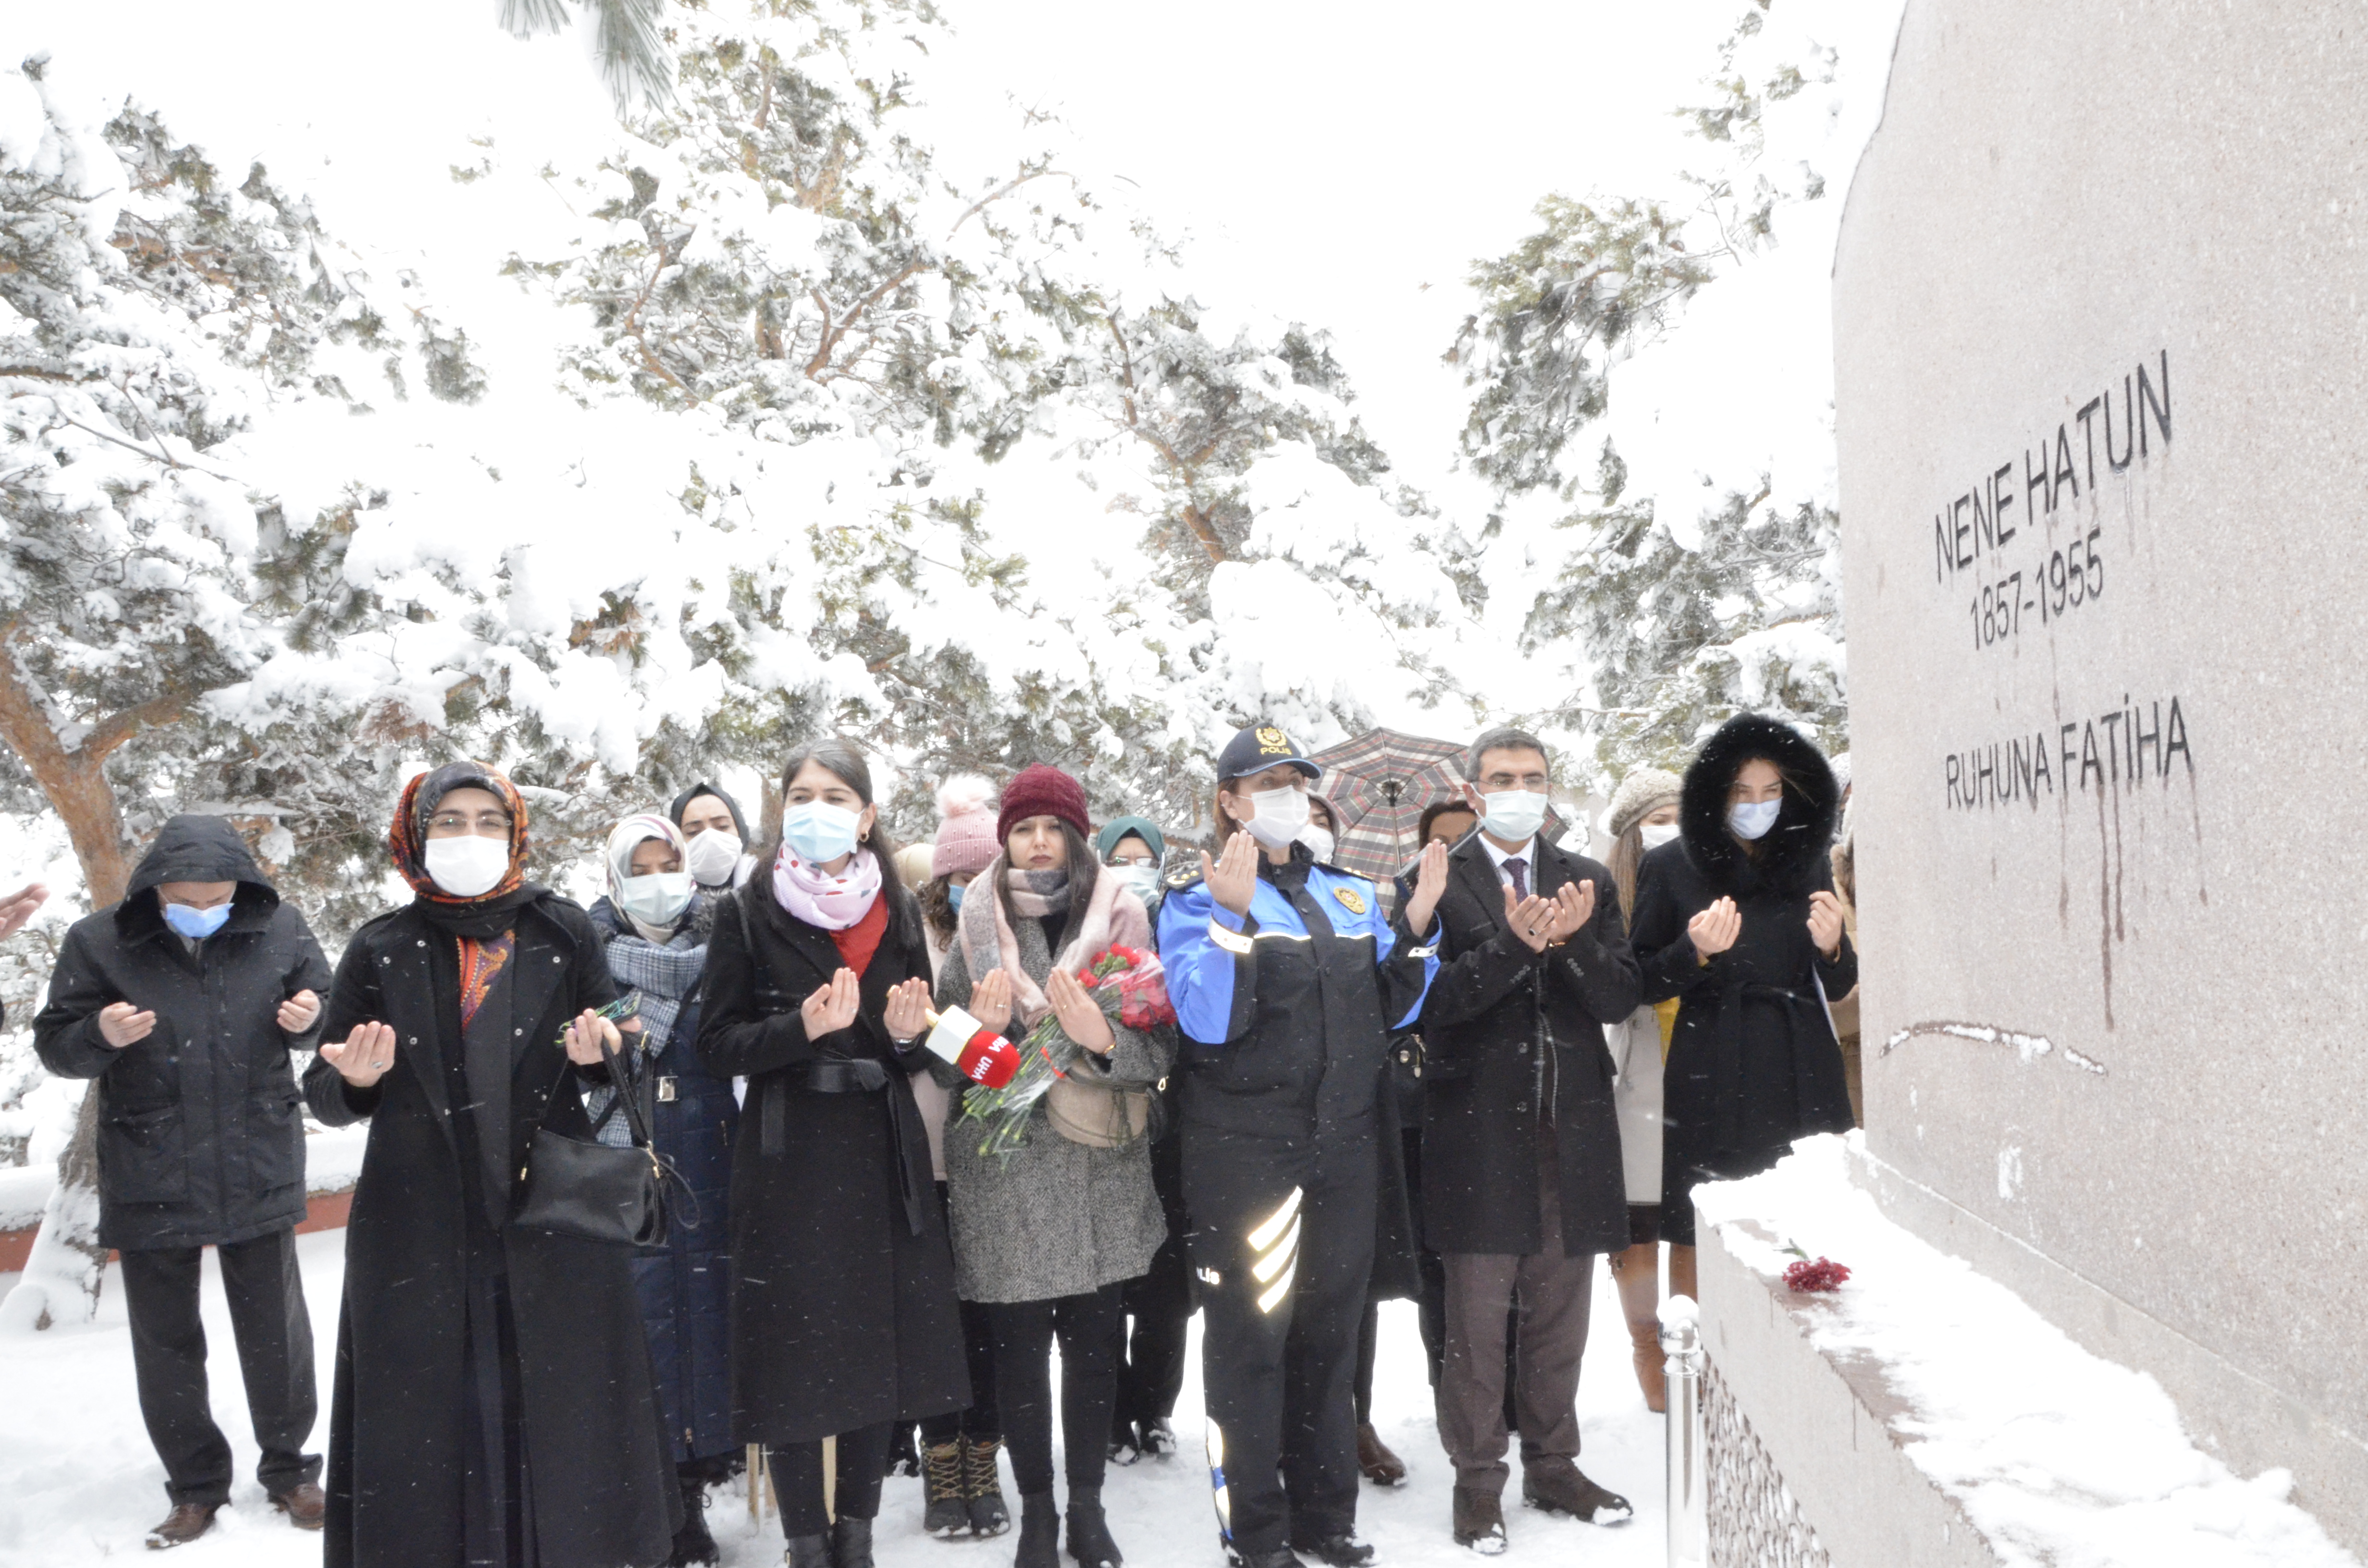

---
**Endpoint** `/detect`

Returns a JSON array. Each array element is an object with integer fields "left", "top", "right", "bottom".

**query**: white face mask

[
  {"left": 1728, "top": 799, "right": 1782, "bottom": 841},
  {"left": 1640, "top": 821, "right": 1681, "bottom": 850},
  {"left": 1479, "top": 789, "right": 1549, "bottom": 845},
  {"left": 1238, "top": 785, "right": 1310, "bottom": 850},
  {"left": 1112, "top": 863, "right": 1164, "bottom": 904},
  {"left": 683, "top": 827, "right": 743, "bottom": 886},
  {"left": 1298, "top": 825, "right": 1337, "bottom": 864},
  {"left": 621, "top": 870, "right": 696, "bottom": 928},
  {"left": 422, "top": 834, "right": 511, "bottom": 899}
]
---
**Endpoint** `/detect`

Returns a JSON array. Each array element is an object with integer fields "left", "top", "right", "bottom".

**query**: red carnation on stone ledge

[{"left": 1783, "top": 1255, "right": 1852, "bottom": 1292}]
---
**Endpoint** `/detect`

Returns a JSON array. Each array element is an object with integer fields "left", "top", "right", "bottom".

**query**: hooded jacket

[
  {"left": 1629, "top": 713, "right": 1856, "bottom": 1244},
  {"left": 34, "top": 815, "right": 333, "bottom": 1251}
]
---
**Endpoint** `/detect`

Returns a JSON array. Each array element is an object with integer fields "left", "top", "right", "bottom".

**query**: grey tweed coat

[{"left": 938, "top": 917, "right": 1173, "bottom": 1304}]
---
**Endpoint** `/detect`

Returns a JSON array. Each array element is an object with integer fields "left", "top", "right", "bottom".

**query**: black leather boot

[
  {"left": 667, "top": 1471, "right": 719, "bottom": 1566},
  {"left": 831, "top": 1515, "right": 875, "bottom": 1568},
  {"left": 785, "top": 1532, "right": 833, "bottom": 1568},
  {"left": 1064, "top": 1486, "right": 1124, "bottom": 1568},
  {"left": 1015, "top": 1490, "right": 1059, "bottom": 1568}
]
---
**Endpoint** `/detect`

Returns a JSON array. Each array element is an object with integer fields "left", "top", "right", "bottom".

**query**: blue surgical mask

[
  {"left": 1728, "top": 799, "right": 1782, "bottom": 841},
  {"left": 162, "top": 900, "right": 232, "bottom": 940},
  {"left": 781, "top": 801, "right": 862, "bottom": 864},
  {"left": 948, "top": 883, "right": 966, "bottom": 913}
]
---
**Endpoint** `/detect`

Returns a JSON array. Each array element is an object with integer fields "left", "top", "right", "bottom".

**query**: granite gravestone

[{"left": 1833, "top": 0, "right": 2368, "bottom": 1547}]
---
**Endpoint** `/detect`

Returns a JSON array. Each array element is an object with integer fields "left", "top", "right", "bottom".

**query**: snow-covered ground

[
  {"left": 0, "top": 1235, "right": 1668, "bottom": 1567},
  {"left": 1699, "top": 1137, "right": 2360, "bottom": 1568}
]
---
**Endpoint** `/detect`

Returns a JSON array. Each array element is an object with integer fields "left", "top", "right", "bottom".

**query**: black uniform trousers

[
  {"left": 118, "top": 1225, "right": 320, "bottom": 1507},
  {"left": 1185, "top": 1124, "right": 1377, "bottom": 1558},
  {"left": 1116, "top": 1126, "right": 1193, "bottom": 1434}
]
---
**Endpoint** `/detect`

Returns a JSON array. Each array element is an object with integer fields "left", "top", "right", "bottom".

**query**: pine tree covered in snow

[{"left": 1459, "top": 0, "right": 1863, "bottom": 784}]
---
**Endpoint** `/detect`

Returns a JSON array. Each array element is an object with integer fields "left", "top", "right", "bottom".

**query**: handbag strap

[{"left": 542, "top": 1024, "right": 657, "bottom": 1152}]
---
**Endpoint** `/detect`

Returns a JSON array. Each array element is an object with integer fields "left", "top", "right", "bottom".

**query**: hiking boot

[
  {"left": 965, "top": 1434, "right": 1011, "bottom": 1537},
  {"left": 1520, "top": 1457, "right": 1632, "bottom": 1523},
  {"left": 1356, "top": 1422, "right": 1406, "bottom": 1486},
  {"left": 1450, "top": 1486, "right": 1506, "bottom": 1556},
  {"left": 270, "top": 1481, "right": 326, "bottom": 1531},
  {"left": 667, "top": 1472, "right": 719, "bottom": 1565},
  {"left": 924, "top": 1440, "right": 970, "bottom": 1537}
]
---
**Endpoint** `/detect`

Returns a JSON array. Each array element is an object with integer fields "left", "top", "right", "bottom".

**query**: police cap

[{"left": 1217, "top": 723, "right": 1322, "bottom": 785}]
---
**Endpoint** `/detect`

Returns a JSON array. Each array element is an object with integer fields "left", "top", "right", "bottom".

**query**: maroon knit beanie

[{"left": 998, "top": 763, "right": 1090, "bottom": 845}]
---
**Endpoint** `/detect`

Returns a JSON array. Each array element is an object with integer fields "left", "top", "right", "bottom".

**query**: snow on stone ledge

[
  {"left": 1694, "top": 1134, "right": 2358, "bottom": 1568},
  {"left": 0, "top": 1125, "right": 370, "bottom": 1231}
]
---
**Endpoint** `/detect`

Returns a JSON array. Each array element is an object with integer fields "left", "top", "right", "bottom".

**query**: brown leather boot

[
  {"left": 1610, "top": 1242, "right": 1666, "bottom": 1413},
  {"left": 1355, "top": 1422, "right": 1406, "bottom": 1486},
  {"left": 1451, "top": 1485, "right": 1507, "bottom": 1555},
  {"left": 270, "top": 1481, "right": 327, "bottom": 1531},
  {"left": 1520, "top": 1455, "right": 1633, "bottom": 1523},
  {"left": 145, "top": 1503, "right": 220, "bottom": 1549},
  {"left": 1668, "top": 1242, "right": 1698, "bottom": 1306}
]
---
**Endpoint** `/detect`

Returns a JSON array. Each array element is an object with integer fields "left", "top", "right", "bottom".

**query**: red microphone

[{"left": 920, "top": 1006, "right": 1020, "bottom": 1090}]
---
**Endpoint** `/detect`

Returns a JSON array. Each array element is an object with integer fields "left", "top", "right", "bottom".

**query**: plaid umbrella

[
  {"left": 1304, "top": 728, "right": 1471, "bottom": 888},
  {"left": 1306, "top": 727, "right": 1574, "bottom": 894}
]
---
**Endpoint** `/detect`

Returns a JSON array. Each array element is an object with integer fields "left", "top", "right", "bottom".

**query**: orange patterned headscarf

[{"left": 390, "top": 761, "right": 532, "bottom": 906}]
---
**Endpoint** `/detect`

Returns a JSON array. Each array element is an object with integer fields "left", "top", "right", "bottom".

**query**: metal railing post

[{"left": 1661, "top": 1295, "right": 1708, "bottom": 1568}]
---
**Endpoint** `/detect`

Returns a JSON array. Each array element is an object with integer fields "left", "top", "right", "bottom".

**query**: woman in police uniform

[{"left": 1159, "top": 724, "right": 1449, "bottom": 1568}]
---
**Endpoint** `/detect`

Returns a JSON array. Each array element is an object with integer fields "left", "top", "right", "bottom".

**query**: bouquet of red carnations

[{"left": 958, "top": 945, "right": 1175, "bottom": 1159}]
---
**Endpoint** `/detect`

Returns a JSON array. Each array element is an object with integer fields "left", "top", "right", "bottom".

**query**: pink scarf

[
  {"left": 770, "top": 844, "right": 883, "bottom": 931},
  {"left": 957, "top": 853, "right": 1153, "bottom": 1029}
]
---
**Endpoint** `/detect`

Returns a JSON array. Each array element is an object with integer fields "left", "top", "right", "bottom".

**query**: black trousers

[
  {"left": 1185, "top": 1125, "right": 1376, "bottom": 1558},
  {"left": 1353, "top": 1124, "right": 1448, "bottom": 1424},
  {"left": 1116, "top": 1129, "right": 1193, "bottom": 1432},
  {"left": 768, "top": 1421, "right": 891, "bottom": 1534},
  {"left": 987, "top": 1285, "right": 1123, "bottom": 1495},
  {"left": 916, "top": 1294, "right": 1002, "bottom": 1446},
  {"left": 118, "top": 1227, "right": 319, "bottom": 1508}
]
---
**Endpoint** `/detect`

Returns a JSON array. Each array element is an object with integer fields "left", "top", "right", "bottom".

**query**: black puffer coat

[
  {"left": 1416, "top": 832, "right": 1640, "bottom": 1257},
  {"left": 34, "top": 816, "right": 332, "bottom": 1251},
  {"left": 1631, "top": 713, "right": 1857, "bottom": 1245}
]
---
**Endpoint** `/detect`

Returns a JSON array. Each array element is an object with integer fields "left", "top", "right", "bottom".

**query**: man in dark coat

[
  {"left": 1416, "top": 728, "right": 1640, "bottom": 1553},
  {"left": 34, "top": 815, "right": 333, "bottom": 1550},
  {"left": 304, "top": 762, "right": 680, "bottom": 1568}
]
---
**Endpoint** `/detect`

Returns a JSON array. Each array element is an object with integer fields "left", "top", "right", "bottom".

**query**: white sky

[{"left": 930, "top": 1, "right": 1740, "bottom": 511}]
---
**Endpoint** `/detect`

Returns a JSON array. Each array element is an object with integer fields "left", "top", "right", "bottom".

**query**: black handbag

[{"left": 512, "top": 1027, "right": 694, "bottom": 1248}]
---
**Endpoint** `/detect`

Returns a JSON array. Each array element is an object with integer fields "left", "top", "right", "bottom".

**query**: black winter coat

[
  {"left": 304, "top": 893, "right": 679, "bottom": 1568},
  {"left": 34, "top": 816, "right": 332, "bottom": 1252},
  {"left": 1416, "top": 834, "right": 1640, "bottom": 1257},
  {"left": 1631, "top": 713, "right": 1858, "bottom": 1245},
  {"left": 695, "top": 879, "right": 968, "bottom": 1446}
]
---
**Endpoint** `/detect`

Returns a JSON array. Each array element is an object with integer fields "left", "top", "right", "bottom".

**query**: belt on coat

[
  {"left": 759, "top": 1057, "right": 928, "bottom": 1237},
  {"left": 1704, "top": 979, "right": 1829, "bottom": 1159}
]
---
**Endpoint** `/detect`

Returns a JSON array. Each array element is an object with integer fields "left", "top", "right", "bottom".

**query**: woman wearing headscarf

[
  {"left": 304, "top": 761, "right": 678, "bottom": 1568},
  {"left": 1628, "top": 715, "right": 1855, "bottom": 1311},
  {"left": 910, "top": 774, "right": 1011, "bottom": 1540},
  {"left": 696, "top": 739, "right": 968, "bottom": 1568},
  {"left": 1600, "top": 766, "right": 1683, "bottom": 1412},
  {"left": 589, "top": 815, "right": 739, "bottom": 1567},
  {"left": 1093, "top": 814, "right": 1190, "bottom": 1468},
  {"left": 937, "top": 766, "right": 1171, "bottom": 1568},
  {"left": 670, "top": 781, "right": 757, "bottom": 891}
]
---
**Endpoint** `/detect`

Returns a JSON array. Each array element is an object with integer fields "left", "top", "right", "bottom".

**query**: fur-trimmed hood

[{"left": 1679, "top": 712, "right": 1842, "bottom": 897}]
